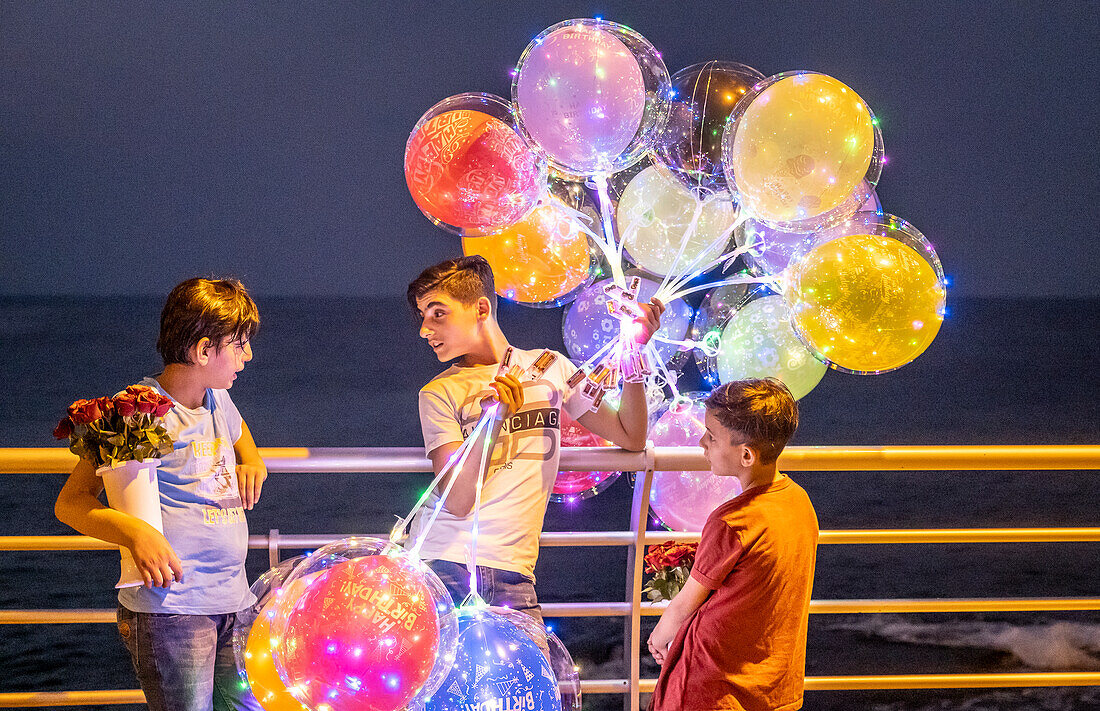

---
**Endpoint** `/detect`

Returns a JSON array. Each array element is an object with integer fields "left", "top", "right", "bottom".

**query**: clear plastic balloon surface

[
  {"left": 267, "top": 537, "right": 459, "bottom": 711},
  {"left": 648, "top": 394, "right": 743, "bottom": 531}
]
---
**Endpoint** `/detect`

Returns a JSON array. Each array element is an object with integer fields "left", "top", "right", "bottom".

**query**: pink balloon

[
  {"left": 515, "top": 23, "right": 646, "bottom": 174},
  {"left": 649, "top": 395, "right": 742, "bottom": 531},
  {"left": 551, "top": 411, "right": 620, "bottom": 502}
]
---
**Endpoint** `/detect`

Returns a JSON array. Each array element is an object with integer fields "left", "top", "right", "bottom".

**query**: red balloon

[
  {"left": 276, "top": 555, "right": 441, "bottom": 711},
  {"left": 405, "top": 109, "right": 543, "bottom": 234},
  {"left": 552, "top": 411, "right": 621, "bottom": 501}
]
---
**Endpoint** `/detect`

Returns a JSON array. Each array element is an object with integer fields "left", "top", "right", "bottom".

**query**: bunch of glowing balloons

[{"left": 405, "top": 16, "right": 947, "bottom": 513}]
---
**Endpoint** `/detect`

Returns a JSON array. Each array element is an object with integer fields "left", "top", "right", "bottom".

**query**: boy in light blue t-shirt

[{"left": 56, "top": 277, "right": 268, "bottom": 711}]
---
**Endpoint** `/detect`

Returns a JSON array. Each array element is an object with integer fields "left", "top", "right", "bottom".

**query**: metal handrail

[{"left": 2, "top": 445, "right": 1098, "bottom": 709}]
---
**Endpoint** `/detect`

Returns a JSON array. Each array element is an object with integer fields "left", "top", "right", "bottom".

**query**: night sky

[{"left": 2, "top": 1, "right": 1097, "bottom": 298}]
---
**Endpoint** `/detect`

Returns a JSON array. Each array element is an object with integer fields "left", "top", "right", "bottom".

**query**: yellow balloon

[
  {"left": 463, "top": 197, "right": 593, "bottom": 305},
  {"left": 787, "top": 233, "right": 945, "bottom": 373},
  {"left": 244, "top": 603, "right": 306, "bottom": 711},
  {"left": 730, "top": 73, "right": 876, "bottom": 225}
]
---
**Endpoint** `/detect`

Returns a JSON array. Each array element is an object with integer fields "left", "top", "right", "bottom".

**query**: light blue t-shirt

[{"left": 117, "top": 377, "right": 255, "bottom": 614}]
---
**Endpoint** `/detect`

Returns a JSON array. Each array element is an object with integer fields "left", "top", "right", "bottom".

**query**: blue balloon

[{"left": 425, "top": 607, "right": 560, "bottom": 711}]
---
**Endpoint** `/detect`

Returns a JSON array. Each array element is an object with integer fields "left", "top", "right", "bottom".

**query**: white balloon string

[
  {"left": 652, "top": 333, "right": 721, "bottom": 358},
  {"left": 591, "top": 173, "right": 627, "bottom": 287},
  {"left": 647, "top": 342, "right": 682, "bottom": 402},
  {"left": 655, "top": 212, "right": 752, "bottom": 304},
  {"left": 655, "top": 197, "right": 737, "bottom": 300},
  {"left": 576, "top": 333, "right": 621, "bottom": 372},
  {"left": 406, "top": 410, "right": 494, "bottom": 558},
  {"left": 554, "top": 202, "right": 603, "bottom": 244},
  {"left": 390, "top": 436, "right": 471, "bottom": 545},
  {"left": 466, "top": 401, "right": 499, "bottom": 600},
  {"left": 664, "top": 272, "right": 777, "bottom": 303},
  {"left": 655, "top": 196, "right": 707, "bottom": 298}
]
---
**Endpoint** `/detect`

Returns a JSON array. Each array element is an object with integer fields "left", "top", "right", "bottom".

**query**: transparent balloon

[
  {"left": 616, "top": 163, "right": 738, "bottom": 278},
  {"left": 690, "top": 282, "right": 753, "bottom": 387},
  {"left": 406, "top": 93, "right": 547, "bottom": 236},
  {"left": 735, "top": 183, "right": 882, "bottom": 276},
  {"left": 268, "top": 537, "right": 459, "bottom": 711},
  {"left": 657, "top": 60, "right": 765, "bottom": 192},
  {"left": 462, "top": 178, "right": 599, "bottom": 307},
  {"left": 723, "top": 72, "right": 883, "bottom": 231},
  {"left": 562, "top": 274, "right": 693, "bottom": 367},
  {"left": 648, "top": 394, "right": 743, "bottom": 531},
  {"left": 704, "top": 291, "right": 827, "bottom": 400},
  {"left": 551, "top": 410, "right": 620, "bottom": 503},
  {"left": 785, "top": 212, "right": 946, "bottom": 374},
  {"left": 513, "top": 18, "right": 671, "bottom": 177},
  {"left": 233, "top": 556, "right": 308, "bottom": 711},
  {"left": 495, "top": 608, "right": 582, "bottom": 711},
  {"left": 421, "top": 607, "right": 569, "bottom": 711}
]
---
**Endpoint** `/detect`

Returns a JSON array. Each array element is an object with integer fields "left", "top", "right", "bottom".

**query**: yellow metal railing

[{"left": 1, "top": 445, "right": 1098, "bottom": 709}]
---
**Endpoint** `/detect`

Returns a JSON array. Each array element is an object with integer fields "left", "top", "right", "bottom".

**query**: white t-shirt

[{"left": 410, "top": 348, "right": 587, "bottom": 580}]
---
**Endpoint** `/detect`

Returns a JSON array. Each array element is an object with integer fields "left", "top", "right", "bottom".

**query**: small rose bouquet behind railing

[
  {"left": 53, "top": 385, "right": 175, "bottom": 469},
  {"left": 53, "top": 384, "right": 176, "bottom": 588},
  {"left": 642, "top": 541, "right": 698, "bottom": 602}
]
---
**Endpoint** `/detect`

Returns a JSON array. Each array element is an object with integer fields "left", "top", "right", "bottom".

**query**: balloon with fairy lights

[
  {"left": 648, "top": 394, "right": 743, "bottom": 532},
  {"left": 405, "top": 93, "right": 547, "bottom": 236},
  {"left": 496, "top": 608, "right": 582, "bottom": 711},
  {"left": 616, "top": 163, "right": 739, "bottom": 277},
  {"left": 512, "top": 18, "right": 671, "bottom": 178},
  {"left": 562, "top": 274, "right": 692, "bottom": 367},
  {"left": 424, "top": 606, "right": 576, "bottom": 711},
  {"left": 735, "top": 184, "right": 882, "bottom": 277},
  {"left": 723, "top": 71, "right": 884, "bottom": 232},
  {"left": 551, "top": 410, "right": 620, "bottom": 503},
  {"left": 658, "top": 60, "right": 766, "bottom": 193},
  {"left": 704, "top": 290, "right": 827, "bottom": 400},
  {"left": 268, "top": 537, "right": 458, "bottom": 711},
  {"left": 785, "top": 212, "right": 946, "bottom": 374},
  {"left": 462, "top": 178, "right": 599, "bottom": 307},
  {"left": 233, "top": 556, "right": 308, "bottom": 711},
  {"left": 690, "top": 281, "right": 757, "bottom": 387}
]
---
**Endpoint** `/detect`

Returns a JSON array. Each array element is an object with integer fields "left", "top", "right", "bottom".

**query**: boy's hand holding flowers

[{"left": 642, "top": 540, "right": 698, "bottom": 602}]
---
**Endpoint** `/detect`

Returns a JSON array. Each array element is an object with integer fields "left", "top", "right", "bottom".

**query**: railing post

[
  {"left": 268, "top": 529, "right": 280, "bottom": 568},
  {"left": 624, "top": 442, "right": 656, "bottom": 711}
]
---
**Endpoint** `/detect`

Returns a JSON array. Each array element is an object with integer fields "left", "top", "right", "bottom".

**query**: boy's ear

[
  {"left": 475, "top": 296, "right": 493, "bottom": 321},
  {"left": 740, "top": 443, "right": 757, "bottom": 468},
  {"left": 193, "top": 337, "right": 212, "bottom": 366}
]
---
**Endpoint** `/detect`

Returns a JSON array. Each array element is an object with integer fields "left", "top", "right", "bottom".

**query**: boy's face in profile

[
  {"left": 416, "top": 289, "right": 482, "bottom": 363},
  {"left": 203, "top": 337, "right": 253, "bottom": 389},
  {"left": 701, "top": 409, "right": 749, "bottom": 478}
]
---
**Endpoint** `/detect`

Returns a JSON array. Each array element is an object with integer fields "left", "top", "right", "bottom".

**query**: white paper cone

[{"left": 97, "top": 458, "right": 163, "bottom": 588}]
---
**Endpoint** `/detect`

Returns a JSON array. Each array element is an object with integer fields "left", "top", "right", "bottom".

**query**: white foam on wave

[{"left": 827, "top": 616, "right": 1100, "bottom": 670}]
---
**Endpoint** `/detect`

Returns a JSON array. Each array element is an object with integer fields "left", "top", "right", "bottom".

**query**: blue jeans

[
  {"left": 117, "top": 604, "right": 261, "bottom": 711},
  {"left": 428, "top": 559, "right": 543, "bottom": 625}
]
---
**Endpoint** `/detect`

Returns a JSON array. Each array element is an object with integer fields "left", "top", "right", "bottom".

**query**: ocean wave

[{"left": 827, "top": 616, "right": 1100, "bottom": 670}]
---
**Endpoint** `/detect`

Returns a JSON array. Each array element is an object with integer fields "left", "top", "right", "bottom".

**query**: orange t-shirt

[{"left": 650, "top": 476, "right": 819, "bottom": 711}]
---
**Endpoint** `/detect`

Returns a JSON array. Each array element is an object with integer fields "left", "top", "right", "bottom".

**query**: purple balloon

[{"left": 515, "top": 22, "right": 646, "bottom": 175}]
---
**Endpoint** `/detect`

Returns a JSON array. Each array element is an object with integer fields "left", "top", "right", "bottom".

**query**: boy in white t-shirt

[{"left": 406, "top": 255, "right": 664, "bottom": 621}]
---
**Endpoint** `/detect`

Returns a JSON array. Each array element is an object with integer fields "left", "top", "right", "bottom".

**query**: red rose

[
  {"left": 67, "top": 398, "right": 102, "bottom": 425},
  {"left": 154, "top": 396, "right": 173, "bottom": 418},
  {"left": 135, "top": 389, "right": 158, "bottom": 414},
  {"left": 52, "top": 417, "right": 74, "bottom": 440},
  {"left": 115, "top": 392, "right": 137, "bottom": 417},
  {"left": 95, "top": 396, "right": 114, "bottom": 416},
  {"left": 126, "top": 384, "right": 149, "bottom": 395}
]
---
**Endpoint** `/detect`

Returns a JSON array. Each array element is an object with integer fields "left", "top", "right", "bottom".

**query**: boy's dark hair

[
  {"left": 157, "top": 278, "right": 260, "bottom": 366},
  {"left": 406, "top": 255, "right": 497, "bottom": 317},
  {"left": 704, "top": 378, "right": 799, "bottom": 464}
]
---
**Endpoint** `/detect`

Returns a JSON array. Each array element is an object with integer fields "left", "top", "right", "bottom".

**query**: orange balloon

[
  {"left": 244, "top": 602, "right": 306, "bottom": 711},
  {"left": 463, "top": 199, "right": 593, "bottom": 304}
]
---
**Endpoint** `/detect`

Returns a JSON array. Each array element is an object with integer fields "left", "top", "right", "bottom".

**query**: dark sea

[{"left": 1, "top": 295, "right": 1098, "bottom": 710}]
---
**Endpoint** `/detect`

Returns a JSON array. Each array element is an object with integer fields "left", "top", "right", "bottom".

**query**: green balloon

[{"left": 715, "top": 295, "right": 827, "bottom": 399}]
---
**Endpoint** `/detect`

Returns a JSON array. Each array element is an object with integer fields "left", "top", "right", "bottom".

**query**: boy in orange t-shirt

[{"left": 648, "top": 379, "right": 819, "bottom": 711}]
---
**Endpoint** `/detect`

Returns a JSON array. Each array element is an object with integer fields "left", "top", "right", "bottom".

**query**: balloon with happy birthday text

[
  {"left": 708, "top": 292, "right": 827, "bottom": 400},
  {"left": 658, "top": 60, "right": 765, "bottom": 192},
  {"left": 494, "top": 608, "right": 582, "bottom": 710},
  {"left": 617, "top": 164, "right": 738, "bottom": 278},
  {"left": 551, "top": 410, "right": 619, "bottom": 503},
  {"left": 513, "top": 18, "right": 671, "bottom": 177},
  {"left": 735, "top": 184, "right": 881, "bottom": 276},
  {"left": 270, "top": 538, "right": 458, "bottom": 711},
  {"left": 723, "top": 72, "right": 883, "bottom": 231},
  {"left": 233, "top": 557, "right": 308, "bottom": 711},
  {"left": 785, "top": 212, "right": 946, "bottom": 374},
  {"left": 562, "top": 274, "right": 693, "bottom": 367},
  {"left": 462, "top": 179, "right": 598, "bottom": 307},
  {"left": 648, "top": 394, "right": 743, "bottom": 532},
  {"left": 424, "top": 607, "right": 562, "bottom": 711},
  {"left": 405, "top": 93, "right": 547, "bottom": 236}
]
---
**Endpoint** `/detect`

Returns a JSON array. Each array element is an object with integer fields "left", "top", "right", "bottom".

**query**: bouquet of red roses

[
  {"left": 53, "top": 385, "right": 175, "bottom": 469},
  {"left": 642, "top": 540, "right": 698, "bottom": 602}
]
